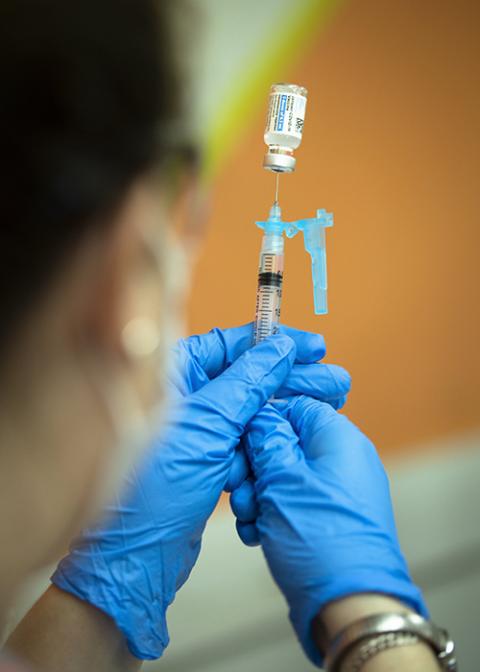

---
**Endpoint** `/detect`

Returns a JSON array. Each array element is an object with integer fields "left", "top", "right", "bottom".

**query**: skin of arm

[
  {"left": 6, "top": 585, "right": 141, "bottom": 672},
  {"left": 7, "top": 591, "right": 440, "bottom": 672},
  {"left": 315, "top": 594, "right": 441, "bottom": 672}
]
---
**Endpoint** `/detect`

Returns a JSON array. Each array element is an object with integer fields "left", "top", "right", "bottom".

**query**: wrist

[
  {"left": 7, "top": 585, "right": 141, "bottom": 671},
  {"left": 315, "top": 600, "right": 455, "bottom": 672},
  {"left": 51, "top": 562, "right": 170, "bottom": 660},
  {"left": 315, "top": 593, "right": 413, "bottom": 653},
  {"left": 286, "top": 572, "right": 427, "bottom": 667}
]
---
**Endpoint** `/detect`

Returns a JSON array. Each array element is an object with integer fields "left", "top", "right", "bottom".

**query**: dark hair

[{"left": 0, "top": 0, "right": 192, "bottom": 352}]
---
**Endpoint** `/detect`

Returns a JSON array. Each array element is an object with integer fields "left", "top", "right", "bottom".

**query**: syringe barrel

[{"left": 253, "top": 233, "right": 284, "bottom": 344}]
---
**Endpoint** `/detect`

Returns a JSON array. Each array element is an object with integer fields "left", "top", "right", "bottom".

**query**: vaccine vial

[{"left": 263, "top": 83, "right": 308, "bottom": 173}]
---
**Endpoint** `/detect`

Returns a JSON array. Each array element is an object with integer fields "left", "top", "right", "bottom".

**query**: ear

[{"left": 70, "top": 179, "right": 162, "bottom": 364}]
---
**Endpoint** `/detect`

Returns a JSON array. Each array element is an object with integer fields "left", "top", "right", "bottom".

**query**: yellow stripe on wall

[{"left": 202, "top": 0, "right": 346, "bottom": 181}]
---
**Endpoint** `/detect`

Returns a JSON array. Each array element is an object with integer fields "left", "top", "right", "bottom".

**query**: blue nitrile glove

[
  {"left": 51, "top": 328, "right": 350, "bottom": 661},
  {"left": 169, "top": 322, "right": 349, "bottom": 408},
  {"left": 170, "top": 322, "right": 351, "bottom": 494},
  {"left": 240, "top": 397, "right": 428, "bottom": 667}
]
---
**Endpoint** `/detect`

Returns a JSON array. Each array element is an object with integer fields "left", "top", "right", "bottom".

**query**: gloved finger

[
  {"left": 273, "top": 392, "right": 347, "bottom": 413},
  {"left": 190, "top": 334, "right": 296, "bottom": 440},
  {"left": 174, "top": 323, "right": 253, "bottom": 385},
  {"left": 176, "top": 323, "right": 326, "bottom": 380},
  {"left": 329, "top": 394, "right": 347, "bottom": 411},
  {"left": 277, "top": 325, "right": 325, "bottom": 363},
  {"left": 235, "top": 519, "right": 261, "bottom": 547},
  {"left": 277, "top": 363, "right": 351, "bottom": 404},
  {"left": 230, "top": 478, "right": 258, "bottom": 522},
  {"left": 244, "top": 403, "right": 304, "bottom": 478},
  {"left": 285, "top": 395, "right": 370, "bottom": 463},
  {"left": 224, "top": 448, "right": 250, "bottom": 492}
]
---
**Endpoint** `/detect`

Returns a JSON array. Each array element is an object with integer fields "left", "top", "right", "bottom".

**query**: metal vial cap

[{"left": 263, "top": 152, "right": 296, "bottom": 173}]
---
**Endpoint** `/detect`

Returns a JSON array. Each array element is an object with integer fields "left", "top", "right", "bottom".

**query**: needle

[{"left": 274, "top": 173, "right": 280, "bottom": 205}]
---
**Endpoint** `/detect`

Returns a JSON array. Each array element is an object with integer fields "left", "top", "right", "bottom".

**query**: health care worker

[{"left": 0, "top": 1, "right": 455, "bottom": 671}]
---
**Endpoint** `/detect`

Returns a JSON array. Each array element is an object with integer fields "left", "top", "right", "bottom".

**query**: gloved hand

[
  {"left": 52, "top": 326, "right": 351, "bottom": 661},
  {"left": 170, "top": 322, "right": 351, "bottom": 494},
  {"left": 169, "top": 322, "right": 349, "bottom": 408},
  {"left": 237, "top": 396, "right": 427, "bottom": 667}
]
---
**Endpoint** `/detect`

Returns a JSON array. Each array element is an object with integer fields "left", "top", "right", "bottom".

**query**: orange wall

[{"left": 188, "top": 0, "right": 480, "bottom": 456}]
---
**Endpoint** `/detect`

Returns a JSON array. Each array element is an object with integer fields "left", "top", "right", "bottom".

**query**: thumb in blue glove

[
  {"left": 169, "top": 322, "right": 350, "bottom": 410},
  {"left": 52, "top": 334, "right": 297, "bottom": 660},
  {"left": 173, "top": 322, "right": 351, "bottom": 517},
  {"left": 242, "top": 397, "right": 427, "bottom": 667}
]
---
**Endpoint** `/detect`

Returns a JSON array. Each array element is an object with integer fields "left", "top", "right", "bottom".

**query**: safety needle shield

[
  {"left": 285, "top": 208, "right": 334, "bottom": 314},
  {"left": 254, "top": 206, "right": 334, "bottom": 344}
]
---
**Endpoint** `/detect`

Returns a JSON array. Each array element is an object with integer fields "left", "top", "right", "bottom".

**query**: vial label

[{"left": 265, "top": 92, "right": 306, "bottom": 140}]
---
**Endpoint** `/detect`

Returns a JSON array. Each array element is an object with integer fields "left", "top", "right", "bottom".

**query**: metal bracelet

[
  {"left": 339, "top": 631, "right": 420, "bottom": 672},
  {"left": 324, "top": 612, "right": 457, "bottom": 672}
]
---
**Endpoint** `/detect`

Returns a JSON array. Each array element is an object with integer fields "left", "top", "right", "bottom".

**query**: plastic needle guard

[{"left": 256, "top": 206, "right": 334, "bottom": 314}]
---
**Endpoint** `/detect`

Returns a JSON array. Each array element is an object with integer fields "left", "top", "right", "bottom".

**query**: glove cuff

[
  {"left": 290, "top": 573, "right": 428, "bottom": 668},
  {"left": 51, "top": 563, "right": 170, "bottom": 660}
]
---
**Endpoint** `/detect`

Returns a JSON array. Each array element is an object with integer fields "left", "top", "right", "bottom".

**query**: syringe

[
  {"left": 254, "top": 82, "right": 333, "bottom": 344},
  {"left": 253, "top": 204, "right": 334, "bottom": 344},
  {"left": 253, "top": 201, "right": 284, "bottom": 343}
]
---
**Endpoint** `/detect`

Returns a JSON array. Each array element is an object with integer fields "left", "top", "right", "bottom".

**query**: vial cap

[{"left": 263, "top": 152, "right": 296, "bottom": 173}]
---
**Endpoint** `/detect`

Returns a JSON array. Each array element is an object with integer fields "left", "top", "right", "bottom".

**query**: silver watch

[{"left": 324, "top": 612, "right": 457, "bottom": 672}]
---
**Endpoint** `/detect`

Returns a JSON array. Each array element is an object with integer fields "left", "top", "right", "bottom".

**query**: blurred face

[
  {"left": 78, "top": 164, "right": 205, "bottom": 519},
  {"left": 0, "top": 160, "right": 205, "bottom": 573}
]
